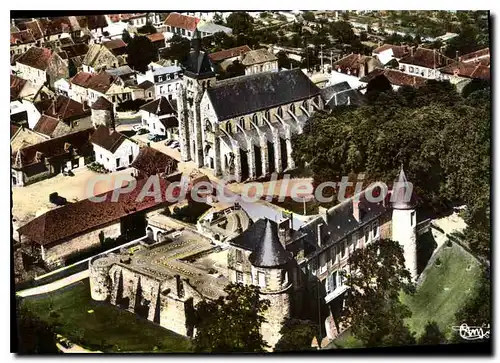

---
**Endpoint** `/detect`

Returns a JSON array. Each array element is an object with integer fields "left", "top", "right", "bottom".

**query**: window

[
  {"left": 225, "top": 121, "right": 232, "bottom": 134},
  {"left": 327, "top": 246, "right": 333, "bottom": 267},
  {"left": 116, "top": 158, "right": 120, "bottom": 167},
  {"left": 238, "top": 117, "right": 244, "bottom": 130},
  {"left": 372, "top": 220, "right": 380, "bottom": 240},
  {"left": 236, "top": 271, "right": 243, "bottom": 283},
  {"left": 302, "top": 100, "right": 308, "bottom": 112},
  {"left": 352, "top": 231, "right": 358, "bottom": 251},
  {"left": 310, "top": 258, "right": 317, "bottom": 276},
  {"left": 100, "top": 154, "right": 103, "bottom": 160},
  {"left": 409, "top": 66, "right": 414, "bottom": 73},
  {"left": 235, "top": 249, "right": 243, "bottom": 263},
  {"left": 182, "top": 28, "right": 186, "bottom": 35},
  {"left": 106, "top": 157, "right": 109, "bottom": 162},
  {"left": 341, "top": 240, "right": 346, "bottom": 258},
  {"left": 364, "top": 225, "right": 371, "bottom": 244},
  {"left": 277, "top": 106, "right": 283, "bottom": 119},
  {"left": 264, "top": 110, "right": 270, "bottom": 121},
  {"left": 252, "top": 113, "right": 258, "bottom": 125},
  {"left": 188, "top": 31, "right": 191, "bottom": 37},
  {"left": 148, "top": 92, "right": 152, "bottom": 98},
  {"left": 258, "top": 271, "right": 266, "bottom": 288},
  {"left": 290, "top": 103, "right": 296, "bottom": 115},
  {"left": 319, "top": 252, "right": 327, "bottom": 274},
  {"left": 160, "top": 128, "right": 165, "bottom": 133},
  {"left": 411, "top": 211, "right": 416, "bottom": 227},
  {"left": 327, "top": 271, "right": 338, "bottom": 293},
  {"left": 128, "top": 154, "right": 133, "bottom": 164}
]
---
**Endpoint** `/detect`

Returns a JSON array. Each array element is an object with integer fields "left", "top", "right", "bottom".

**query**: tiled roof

[
  {"left": 139, "top": 97, "right": 175, "bottom": 116},
  {"left": 136, "top": 80, "right": 154, "bottom": 90},
  {"left": 91, "top": 96, "right": 113, "bottom": 110},
  {"left": 320, "top": 81, "right": 366, "bottom": 107},
  {"left": 147, "top": 32, "right": 165, "bottom": 43},
  {"left": 42, "top": 95, "right": 91, "bottom": 121},
  {"left": 372, "top": 43, "right": 409, "bottom": 59},
  {"left": 60, "top": 43, "right": 89, "bottom": 59},
  {"left": 17, "top": 177, "right": 172, "bottom": 246},
  {"left": 131, "top": 147, "right": 178, "bottom": 177},
  {"left": 10, "top": 30, "right": 35, "bottom": 45},
  {"left": 164, "top": 12, "right": 200, "bottom": 31},
  {"left": 360, "top": 68, "right": 427, "bottom": 87},
  {"left": 82, "top": 15, "right": 108, "bottom": 30},
  {"left": 206, "top": 68, "right": 320, "bottom": 120},
  {"left": 459, "top": 48, "right": 490, "bottom": 63},
  {"left": 399, "top": 48, "right": 453, "bottom": 69},
  {"left": 241, "top": 48, "right": 277, "bottom": 66},
  {"left": 159, "top": 116, "right": 179, "bottom": 129},
  {"left": 86, "top": 72, "right": 117, "bottom": 94},
  {"left": 70, "top": 71, "right": 94, "bottom": 87},
  {"left": 10, "top": 75, "right": 27, "bottom": 101},
  {"left": 209, "top": 45, "right": 252, "bottom": 62},
  {"left": 33, "top": 115, "right": 60, "bottom": 136},
  {"left": 16, "top": 46, "right": 53, "bottom": 71},
  {"left": 89, "top": 125, "right": 127, "bottom": 153},
  {"left": 103, "top": 38, "right": 127, "bottom": 50},
  {"left": 333, "top": 53, "right": 373, "bottom": 72},
  {"left": 11, "top": 128, "right": 94, "bottom": 169},
  {"left": 440, "top": 62, "right": 490, "bottom": 81},
  {"left": 11, "top": 124, "right": 20, "bottom": 138},
  {"left": 17, "top": 20, "right": 44, "bottom": 40}
]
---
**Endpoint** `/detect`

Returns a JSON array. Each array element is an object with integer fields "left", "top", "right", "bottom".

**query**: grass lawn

[
  {"left": 20, "top": 279, "right": 193, "bottom": 353},
  {"left": 328, "top": 328, "right": 364, "bottom": 349},
  {"left": 401, "top": 242, "right": 482, "bottom": 339}
]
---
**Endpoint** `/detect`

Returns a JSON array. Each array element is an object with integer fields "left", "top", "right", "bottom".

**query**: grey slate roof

[
  {"left": 320, "top": 81, "right": 366, "bottom": 108},
  {"left": 140, "top": 97, "right": 175, "bottom": 116},
  {"left": 183, "top": 50, "right": 214, "bottom": 79},
  {"left": 206, "top": 69, "right": 321, "bottom": 120},
  {"left": 392, "top": 167, "right": 415, "bottom": 210}
]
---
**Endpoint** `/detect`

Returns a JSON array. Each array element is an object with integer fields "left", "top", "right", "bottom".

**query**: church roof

[
  {"left": 248, "top": 219, "right": 292, "bottom": 268},
  {"left": 140, "top": 97, "right": 175, "bottom": 116},
  {"left": 206, "top": 68, "right": 321, "bottom": 120},
  {"left": 183, "top": 50, "right": 214, "bottom": 79},
  {"left": 320, "top": 81, "right": 366, "bottom": 108}
]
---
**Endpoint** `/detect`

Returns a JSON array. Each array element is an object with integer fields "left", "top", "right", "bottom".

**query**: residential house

[
  {"left": 208, "top": 45, "right": 252, "bottom": 69},
  {"left": 11, "top": 125, "right": 50, "bottom": 153},
  {"left": 105, "top": 65, "right": 136, "bottom": 86},
  {"left": 79, "top": 15, "right": 109, "bottom": 43},
  {"left": 196, "top": 20, "right": 232, "bottom": 37},
  {"left": 58, "top": 43, "right": 89, "bottom": 76},
  {"left": 359, "top": 68, "right": 428, "bottom": 91},
  {"left": 459, "top": 48, "right": 490, "bottom": 66},
  {"left": 136, "top": 63, "right": 183, "bottom": 100},
  {"left": 320, "top": 81, "right": 366, "bottom": 109},
  {"left": 332, "top": 53, "right": 383, "bottom": 79},
  {"left": 164, "top": 12, "right": 200, "bottom": 40},
  {"left": 372, "top": 43, "right": 410, "bottom": 65},
  {"left": 139, "top": 97, "right": 178, "bottom": 139},
  {"left": 438, "top": 61, "right": 490, "bottom": 93},
  {"left": 131, "top": 146, "right": 178, "bottom": 180},
  {"left": 108, "top": 13, "right": 161, "bottom": 29},
  {"left": 89, "top": 125, "right": 140, "bottom": 172},
  {"left": 241, "top": 48, "right": 279, "bottom": 75},
  {"left": 15, "top": 46, "right": 69, "bottom": 88},
  {"left": 16, "top": 177, "right": 172, "bottom": 268},
  {"left": 147, "top": 32, "right": 166, "bottom": 59},
  {"left": 10, "top": 29, "right": 36, "bottom": 56},
  {"left": 398, "top": 47, "right": 454, "bottom": 79},
  {"left": 11, "top": 128, "right": 94, "bottom": 187},
  {"left": 82, "top": 41, "right": 126, "bottom": 74}
]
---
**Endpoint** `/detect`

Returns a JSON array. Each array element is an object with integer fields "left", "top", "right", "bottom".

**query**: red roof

[
  {"left": 103, "top": 39, "right": 127, "bottom": 50},
  {"left": 10, "top": 30, "right": 35, "bottom": 45},
  {"left": 360, "top": 68, "right": 427, "bottom": 88},
  {"left": 17, "top": 20, "right": 44, "bottom": 40},
  {"left": 70, "top": 72, "right": 94, "bottom": 87},
  {"left": 33, "top": 115, "right": 60, "bottom": 136},
  {"left": 164, "top": 12, "right": 199, "bottom": 31},
  {"left": 399, "top": 48, "right": 453, "bottom": 69},
  {"left": 209, "top": 45, "right": 252, "bottom": 62},
  {"left": 89, "top": 125, "right": 128, "bottom": 153},
  {"left": 147, "top": 32, "right": 165, "bottom": 43},
  {"left": 10, "top": 75, "right": 27, "bottom": 101},
  {"left": 17, "top": 177, "right": 172, "bottom": 246},
  {"left": 16, "top": 47, "right": 54, "bottom": 71},
  {"left": 440, "top": 62, "right": 490, "bottom": 81},
  {"left": 372, "top": 44, "right": 410, "bottom": 59},
  {"left": 459, "top": 48, "right": 490, "bottom": 63}
]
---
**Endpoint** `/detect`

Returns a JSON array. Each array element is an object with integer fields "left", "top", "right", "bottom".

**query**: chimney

[
  {"left": 175, "top": 275, "right": 184, "bottom": 298},
  {"left": 316, "top": 222, "right": 324, "bottom": 247},
  {"left": 278, "top": 221, "right": 289, "bottom": 249},
  {"left": 110, "top": 108, "right": 116, "bottom": 131},
  {"left": 456, "top": 50, "right": 459, "bottom": 62},
  {"left": 353, "top": 199, "right": 362, "bottom": 223},
  {"left": 410, "top": 47, "right": 414, "bottom": 57},
  {"left": 318, "top": 206, "right": 328, "bottom": 223}
]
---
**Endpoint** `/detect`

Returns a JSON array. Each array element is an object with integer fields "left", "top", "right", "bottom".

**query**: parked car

[
  {"left": 137, "top": 128, "right": 148, "bottom": 135},
  {"left": 169, "top": 141, "right": 180, "bottom": 149},
  {"left": 148, "top": 134, "right": 164, "bottom": 142},
  {"left": 132, "top": 124, "right": 144, "bottom": 132},
  {"left": 164, "top": 139, "right": 175, "bottom": 146}
]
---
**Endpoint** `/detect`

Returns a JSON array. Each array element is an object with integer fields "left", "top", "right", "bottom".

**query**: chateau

[{"left": 90, "top": 168, "right": 419, "bottom": 349}]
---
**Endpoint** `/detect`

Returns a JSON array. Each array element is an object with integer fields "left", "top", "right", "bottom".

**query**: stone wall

[{"left": 261, "top": 290, "right": 291, "bottom": 350}]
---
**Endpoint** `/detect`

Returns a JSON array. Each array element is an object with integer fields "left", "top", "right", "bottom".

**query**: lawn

[
  {"left": 19, "top": 279, "right": 193, "bottom": 353},
  {"left": 401, "top": 241, "right": 482, "bottom": 339}
]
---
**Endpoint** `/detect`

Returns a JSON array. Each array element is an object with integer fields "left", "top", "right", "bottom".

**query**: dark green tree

[
  {"left": 121, "top": 29, "right": 132, "bottom": 44},
  {"left": 193, "top": 283, "right": 270, "bottom": 352},
  {"left": 418, "top": 321, "right": 447, "bottom": 345},
  {"left": 160, "top": 34, "right": 191, "bottom": 64},
  {"left": 340, "top": 239, "right": 416, "bottom": 347},
  {"left": 212, "top": 12, "right": 224, "bottom": 25},
  {"left": 302, "top": 11, "right": 316, "bottom": 22},
  {"left": 274, "top": 318, "right": 318, "bottom": 352},
  {"left": 137, "top": 22, "right": 157, "bottom": 35},
  {"left": 225, "top": 60, "right": 246, "bottom": 78},
  {"left": 226, "top": 12, "right": 254, "bottom": 35},
  {"left": 126, "top": 36, "right": 155, "bottom": 73}
]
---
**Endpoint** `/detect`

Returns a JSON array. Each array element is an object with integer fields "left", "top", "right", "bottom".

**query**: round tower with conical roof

[
  {"left": 391, "top": 166, "right": 417, "bottom": 280},
  {"left": 248, "top": 219, "right": 293, "bottom": 350}
]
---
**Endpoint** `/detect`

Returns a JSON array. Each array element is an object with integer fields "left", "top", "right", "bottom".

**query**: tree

[
  {"left": 226, "top": 12, "right": 254, "bottom": 35},
  {"left": 160, "top": 34, "right": 191, "bottom": 64},
  {"left": 274, "top": 318, "right": 318, "bottom": 352},
  {"left": 122, "top": 29, "right": 132, "bottom": 44},
  {"left": 418, "top": 321, "right": 447, "bottom": 345},
  {"left": 225, "top": 60, "right": 246, "bottom": 78},
  {"left": 126, "top": 36, "right": 155, "bottom": 73},
  {"left": 137, "top": 22, "right": 157, "bottom": 35},
  {"left": 342, "top": 11, "right": 349, "bottom": 21},
  {"left": 212, "top": 12, "right": 224, "bottom": 25},
  {"left": 302, "top": 11, "right": 315, "bottom": 22},
  {"left": 193, "top": 283, "right": 270, "bottom": 352},
  {"left": 340, "top": 239, "right": 416, "bottom": 347},
  {"left": 365, "top": 74, "right": 392, "bottom": 98}
]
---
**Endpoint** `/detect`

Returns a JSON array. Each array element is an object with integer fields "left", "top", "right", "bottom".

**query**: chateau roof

[
  {"left": 140, "top": 97, "right": 175, "bottom": 116},
  {"left": 206, "top": 68, "right": 320, "bottom": 120},
  {"left": 89, "top": 125, "right": 128, "bottom": 153},
  {"left": 247, "top": 219, "right": 292, "bottom": 268},
  {"left": 17, "top": 177, "right": 171, "bottom": 246},
  {"left": 208, "top": 45, "right": 252, "bottom": 62}
]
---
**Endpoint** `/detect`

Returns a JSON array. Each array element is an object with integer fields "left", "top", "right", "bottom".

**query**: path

[{"left": 17, "top": 270, "right": 89, "bottom": 298}]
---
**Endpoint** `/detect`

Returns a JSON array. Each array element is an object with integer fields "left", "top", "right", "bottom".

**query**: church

[{"left": 176, "top": 30, "right": 324, "bottom": 182}]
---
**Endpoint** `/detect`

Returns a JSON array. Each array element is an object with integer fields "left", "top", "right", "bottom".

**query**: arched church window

[
  {"left": 252, "top": 113, "right": 258, "bottom": 125},
  {"left": 238, "top": 117, "right": 244, "bottom": 130},
  {"left": 226, "top": 121, "right": 232, "bottom": 134},
  {"left": 264, "top": 110, "right": 270, "bottom": 122},
  {"left": 205, "top": 119, "right": 212, "bottom": 132},
  {"left": 289, "top": 103, "right": 296, "bottom": 115},
  {"left": 277, "top": 106, "right": 283, "bottom": 119},
  {"left": 302, "top": 100, "right": 309, "bottom": 112}
]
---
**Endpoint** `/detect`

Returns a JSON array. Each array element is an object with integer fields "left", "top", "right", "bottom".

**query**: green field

[
  {"left": 19, "top": 279, "right": 193, "bottom": 353},
  {"left": 402, "top": 241, "right": 482, "bottom": 338}
]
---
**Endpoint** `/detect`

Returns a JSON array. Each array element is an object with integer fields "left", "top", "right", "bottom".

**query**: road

[{"left": 16, "top": 270, "right": 90, "bottom": 298}]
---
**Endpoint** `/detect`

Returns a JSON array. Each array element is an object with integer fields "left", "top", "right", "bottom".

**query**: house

[
  {"left": 16, "top": 177, "right": 172, "bottom": 268},
  {"left": 459, "top": 48, "right": 490, "bottom": 66},
  {"left": 359, "top": 68, "right": 428, "bottom": 90},
  {"left": 164, "top": 12, "right": 200, "bottom": 40},
  {"left": 79, "top": 15, "right": 109, "bottom": 43},
  {"left": 438, "top": 61, "right": 490, "bottom": 93},
  {"left": 147, "top": 32, "right": 166, "bottom": 57},
  {"left": 332, "top": 53, "right": 383, "bottom": 79},
  {"left": 131, "top": 146, "right": 178, "bottom": 180},
  {"left": 240, "top": 48, "right": 279, "bottom": 75},
  {"left": 372, "top": 43, "right": 410, "bottom": 65},
  {"left": 10, "top": 75, "right": 52, "bottom": 128},
  {"left": 134, "top": 80, "right": 155, "bottom": 101},
  {"left": 108, "top": 13, "right": 161, "bottom": 29},
  {"left": 398, "top": 47, "right": 454, "bottom": 79},
  {"left": 82, "top": 42, "right": 126, "bottom": 74},
  {"left": 15, "top": 46, "right": 69, "bottom": 88},
  {"left": 139, "top": 97, "right": 178, "bottom": 139},
  {"left": 11, "top": 128, "right": 94, "bottom": 187},
  {"left": 105, "top": 65, "right": 136, "bottom": 86},
  {"left": 196, "top": 20, "right": 232, "bottom": 37},
  {"left": 11, "top": 125, "right": 50, "bottom": 153},
  {"left": 89, "top": 125, "right": 140, "bottom": 172},
  {"left": 320, "top": 81, "right": 366, "bottom": 109},
  {"left": 58, "top": 43, "right": 89, "bottom": 76},
  {"left": 136, "top": 63, "right": 183, "bottom": 101},
  {"left": 10, "top": 29, "right": 36, "bottom": 56},
  {"left": 208, "top": 45, "right": 252, "bottom": 65}
]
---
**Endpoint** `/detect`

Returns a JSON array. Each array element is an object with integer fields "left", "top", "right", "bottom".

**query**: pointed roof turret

[
  {"left": 248, "top": 219, "right": 292, "bottom": 268},
  {"left": 183, "top": 28, "right": 215, "bottom": 80},
  {"left": 391, "top": 165, "right": 415, "bottom": 210}
]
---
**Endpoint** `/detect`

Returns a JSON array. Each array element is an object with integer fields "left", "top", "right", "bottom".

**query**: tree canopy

[
  {"left": 341, "top": 239, "right": 416, "bottom": 347},
  {"left": 274, "top": 318, "right": 318, "bottom": 352},
  {"left": 160, "top": 34, "right": 191, "bottom": 64},
  {"left": 226, "top": 12, "right": 254, "bottom": 35},
  {"left": 193, "top": 283, "right": 270, "bottom": 352},
  {"left": 418, "top": 321, "right": 447, "bottom": 345},
  {"left": 126, "top": 36, "right": 155, "bottom": 73}
]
